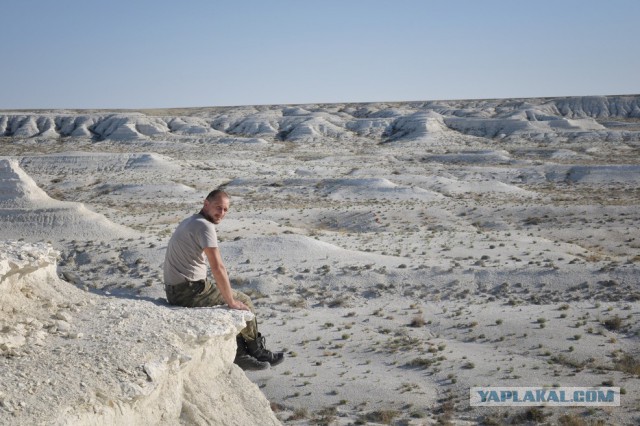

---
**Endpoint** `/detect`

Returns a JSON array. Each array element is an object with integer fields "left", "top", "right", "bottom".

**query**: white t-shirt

[{"left": 163, "top": 214, "right": 218, "bottom": 286}]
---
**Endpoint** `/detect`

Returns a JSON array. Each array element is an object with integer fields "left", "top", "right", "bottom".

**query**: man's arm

[{"left": 204, "top": 247, "right": 249, "bottom": 311}]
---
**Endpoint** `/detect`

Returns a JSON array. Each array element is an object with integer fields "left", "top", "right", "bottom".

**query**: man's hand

[{"left": 227, "top": 299, "right": 250, "bottom": 311}]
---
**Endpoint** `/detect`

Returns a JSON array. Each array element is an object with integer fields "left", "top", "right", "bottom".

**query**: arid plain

[{"left": 1, "top": 95, "right": 639, "bottom": 425}]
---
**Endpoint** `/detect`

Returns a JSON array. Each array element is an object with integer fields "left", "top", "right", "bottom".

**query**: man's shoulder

[
  {"left": 181, "top": 213, "right": 205, "bottom": 225},
  {"left": 180, "top": 214, "right": 215, "bottom": 231}
]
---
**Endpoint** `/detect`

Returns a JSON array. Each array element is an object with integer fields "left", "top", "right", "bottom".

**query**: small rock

[
  {"left": 143, "top": 362, "right": 167, "bottom": 382},
  {"left": 61, "top": 271, "right": 84, "bottom": 286},
  {"left": 55, "top": 311, "right": 73, "bottom": 322},
  {"left": 55, "top": 321, "right": 71, "bottom": 332}
]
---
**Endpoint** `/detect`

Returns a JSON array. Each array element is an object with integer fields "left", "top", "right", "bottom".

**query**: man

[{"left": 163, "top": 189, "right": 284, "bottom": 370}]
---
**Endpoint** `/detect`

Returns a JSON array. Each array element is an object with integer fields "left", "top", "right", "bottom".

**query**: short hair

[{"left": 206, "top": 188, "right": 230, "bottom": 202}]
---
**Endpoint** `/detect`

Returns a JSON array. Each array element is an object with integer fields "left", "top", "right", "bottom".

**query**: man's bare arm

[{"left": 204, "top": 247, "right": 249, "bottom": 311}]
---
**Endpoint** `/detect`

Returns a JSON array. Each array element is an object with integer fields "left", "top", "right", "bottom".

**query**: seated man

[{"left": 163, "top": 189, "right": 284, "bottom": 370}]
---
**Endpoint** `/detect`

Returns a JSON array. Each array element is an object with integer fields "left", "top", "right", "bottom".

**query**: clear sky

[{"left": 2, "top": 0, "right": 638, "bottom": 109}]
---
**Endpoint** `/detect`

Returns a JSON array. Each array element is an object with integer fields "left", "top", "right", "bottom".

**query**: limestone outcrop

[{"left": 0, "top": 241, "right": 280, "bottom": 425}]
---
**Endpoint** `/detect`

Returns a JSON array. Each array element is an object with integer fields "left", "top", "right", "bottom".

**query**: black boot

[
  {"left": 234, "top": 335, "right": 270, "bottom": 371},
  {"left": 245, "top": 333, "right": 285, "bottom": 366}
]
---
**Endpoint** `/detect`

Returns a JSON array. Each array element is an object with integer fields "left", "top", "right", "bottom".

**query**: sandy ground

[{"left": 1, "top": 96, "right": 639, "bottom": 425}]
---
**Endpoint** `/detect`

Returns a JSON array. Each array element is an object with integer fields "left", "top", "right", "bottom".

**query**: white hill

[
  {"left": 0, "top": 159, "right": 134, "bottom": 241},
  {"left": 19, "top": 151, "right": 179, "bottom": 173},
  {"left": 383, "top": 111, "right": 449, "bottom": 142},
  {"left": 319, "top": 177, "right": 443, "bottom": 201}
]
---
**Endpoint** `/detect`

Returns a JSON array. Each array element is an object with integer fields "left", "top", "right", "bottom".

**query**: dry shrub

[
  {"left": 602, "top": 315, "right": 623, "bottom": 331},
  {"left": 615, "top": 352, "right": 640, "bottom": 375},
  {"left": 408, "top": 314, "right": 426, "bottom": 327}
]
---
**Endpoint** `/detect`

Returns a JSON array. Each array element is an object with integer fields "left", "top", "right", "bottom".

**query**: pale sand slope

[{"left": 1, "top": 95, "right": 639, "bottom": 425}]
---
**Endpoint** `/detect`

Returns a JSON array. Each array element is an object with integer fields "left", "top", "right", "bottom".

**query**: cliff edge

[{"left": 0, "top": 241, "right": 280, "bottom": 425}]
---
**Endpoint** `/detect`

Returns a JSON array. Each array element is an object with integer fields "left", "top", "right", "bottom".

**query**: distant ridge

[{"left": 1, "top": 95, "right": 639, "bottom": 143}]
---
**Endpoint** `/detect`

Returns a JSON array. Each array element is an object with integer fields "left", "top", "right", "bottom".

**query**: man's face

[{"left": 203, "top": 195, "right": 230, "bottom": 224}]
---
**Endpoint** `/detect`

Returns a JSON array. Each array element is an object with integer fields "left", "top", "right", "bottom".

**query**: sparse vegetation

[
  {"left": 406, "top": 356, "right": 445, "bottom": 369},
  {"left": 287, "top": 408, "right": 309, "bottom": 421},
  {"left": 356, "top": 409, "right": 399, "bottom": 425}
]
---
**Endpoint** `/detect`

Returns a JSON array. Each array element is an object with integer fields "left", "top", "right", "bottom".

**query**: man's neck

[{"left": 198, "top": 209, "right": 215, "bottom": 223}]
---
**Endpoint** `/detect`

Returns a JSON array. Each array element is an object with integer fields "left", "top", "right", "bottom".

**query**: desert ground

[{"left": 1, "top": 95, "right": 639, "bottom": 425}]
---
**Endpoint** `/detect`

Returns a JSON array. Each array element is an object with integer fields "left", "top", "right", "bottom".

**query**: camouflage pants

[{"left": 165, "top": 279, "right": 258, "bottom": 341}]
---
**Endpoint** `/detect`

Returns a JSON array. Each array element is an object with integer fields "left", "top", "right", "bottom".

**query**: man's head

[{"left": 202, "top": 189, "right": 230, "bottom": 224}]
